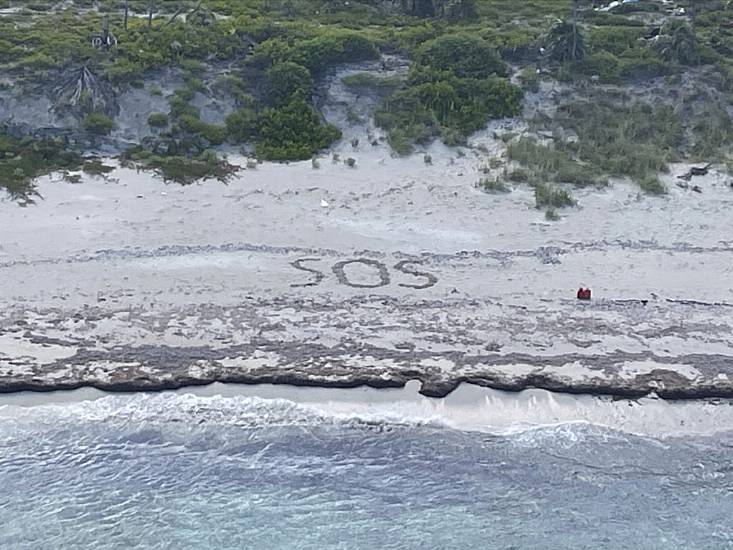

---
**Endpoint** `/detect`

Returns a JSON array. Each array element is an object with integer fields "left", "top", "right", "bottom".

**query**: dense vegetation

[
  {"left": 375, "top": 33, "right": 522, "bottom": 153},
  {"left": 0, "top": 134, "right": 82, "bottom": 204},
  {"left": 0, "top": 0, "right": 551, "bottom": 195},
  {"left": 1, "top": 0, "right": 733, "bottom": 208}
]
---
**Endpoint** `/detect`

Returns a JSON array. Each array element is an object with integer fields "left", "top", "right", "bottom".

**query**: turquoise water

[{"left": 1, "top": 394, "right": 732, "bottom": 549}]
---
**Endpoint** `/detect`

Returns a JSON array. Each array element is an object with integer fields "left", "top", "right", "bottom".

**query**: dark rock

[
  {"left": 690, "top": 164, "right": 712, "bottom": 177},
  {"left": 679, "top": 164, "right": 712, "bottom": 181}
]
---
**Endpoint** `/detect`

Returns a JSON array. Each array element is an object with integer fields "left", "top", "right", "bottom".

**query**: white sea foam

[{"left": 1, "top": 381, "right": 732, "bottom": 439}]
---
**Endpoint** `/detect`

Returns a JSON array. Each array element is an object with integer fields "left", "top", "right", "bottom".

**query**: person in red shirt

[{"left": 577, "top": 287, "right": 592, "bottom": 300}]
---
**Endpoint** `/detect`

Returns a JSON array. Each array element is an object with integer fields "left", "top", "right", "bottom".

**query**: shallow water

[{"left": 1, "top": 392, "right": 732, "bottom": 549}]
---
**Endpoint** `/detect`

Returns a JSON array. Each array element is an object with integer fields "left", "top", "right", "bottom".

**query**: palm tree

[
  {"left": 547, "top": 19, "right": 586, "bottom": 63},
  {"left": 654, "top": 21, "right": 699, "bottom": 65}
]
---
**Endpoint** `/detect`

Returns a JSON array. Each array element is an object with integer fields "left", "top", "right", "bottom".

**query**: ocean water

[{"left": 0, "top": 391, "right": 732, "bottom": 550}]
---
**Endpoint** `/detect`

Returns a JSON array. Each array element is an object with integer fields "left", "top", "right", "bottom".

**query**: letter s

[
  {"left": 394, "top": 260, "right": 438, "bottom": 290},
  {"left": 289, "top": 258, "right": 325, "bottom": 287}
]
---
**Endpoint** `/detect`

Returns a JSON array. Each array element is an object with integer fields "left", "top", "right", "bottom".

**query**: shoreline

[
  {"left": 2, "top": 380, "right": 732, "bottom": 439},
  {"left": 2, "top": 367, "right": 733, "bottom": 401}
]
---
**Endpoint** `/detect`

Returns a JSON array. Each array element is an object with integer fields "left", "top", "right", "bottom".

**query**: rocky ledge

[{"left": 2, "top": 292, "right": 733, "bottom": 399}]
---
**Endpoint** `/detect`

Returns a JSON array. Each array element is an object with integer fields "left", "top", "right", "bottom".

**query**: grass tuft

[{"left": 534, "top": 183, "right": 575, "bottom": 209}]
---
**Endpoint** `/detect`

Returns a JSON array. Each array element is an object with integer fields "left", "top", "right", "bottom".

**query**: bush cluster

[{"left": 374, "top": 33, "right": 522, "bottom": 154}]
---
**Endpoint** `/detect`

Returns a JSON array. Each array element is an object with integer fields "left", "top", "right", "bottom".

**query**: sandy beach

[{"left": 2, "top": 134, "right": 733, "bottom": 399}]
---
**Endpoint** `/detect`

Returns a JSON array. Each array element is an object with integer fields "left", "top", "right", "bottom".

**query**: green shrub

[
  {"left": 173, "top": 88, "right": 196, "bottom": 102},
  {"left": 83, "top": 112, "right": 114, "bottom": 135},
  {"left": 416, "top": 33, "right": 508, "bottom": 79},
  {"left": 0, "top": 134, "right": 82, "bottom": 202},
  {"left": 255, "top": 98, "right": 342, "bottom": 161},
  {"left": 148, "top": 113, "right": 169, "bottom": 128},
  {"left": 169, "top": 95, "right": 200, "bottom": 119},
  {"left": 177, "top": 114, "right": 227, "bottom": 145},
  {"left": 183, "top": 75, "right": 206, "bottom": 93},
  {"left": 265, "top": 62, "right": 313, "bottom": 106},
  {"left": 545, "top": 208, "right": 561, "bottom": 221},
  {"left": 477, "top": 177, "right": 510, "bottom": 193},
  {"left": 122, "top": 148, "right": 238, "bottom": 185}
]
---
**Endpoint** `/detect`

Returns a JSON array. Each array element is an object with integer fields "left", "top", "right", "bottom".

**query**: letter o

[{"left": 332, "top": 258, "right": 390, "bottom": 288}]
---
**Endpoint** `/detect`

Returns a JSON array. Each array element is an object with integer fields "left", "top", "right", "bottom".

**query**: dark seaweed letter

[
  {"left": 394, "top": 260, "right": 438, "bottom": 290},
  {"left": 290, "top": 258, "right": 326, "bottom": 287},
  {"left": 332, "top": 259, "right": 390, "bottom": 288}
]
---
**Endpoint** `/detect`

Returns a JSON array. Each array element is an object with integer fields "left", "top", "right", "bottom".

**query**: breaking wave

[
  {"left": 1, "top": 393, "right": 448, "bottom": 428},
  {"left": 2, "top": 385, "right": 732, "bottom": 442}
]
